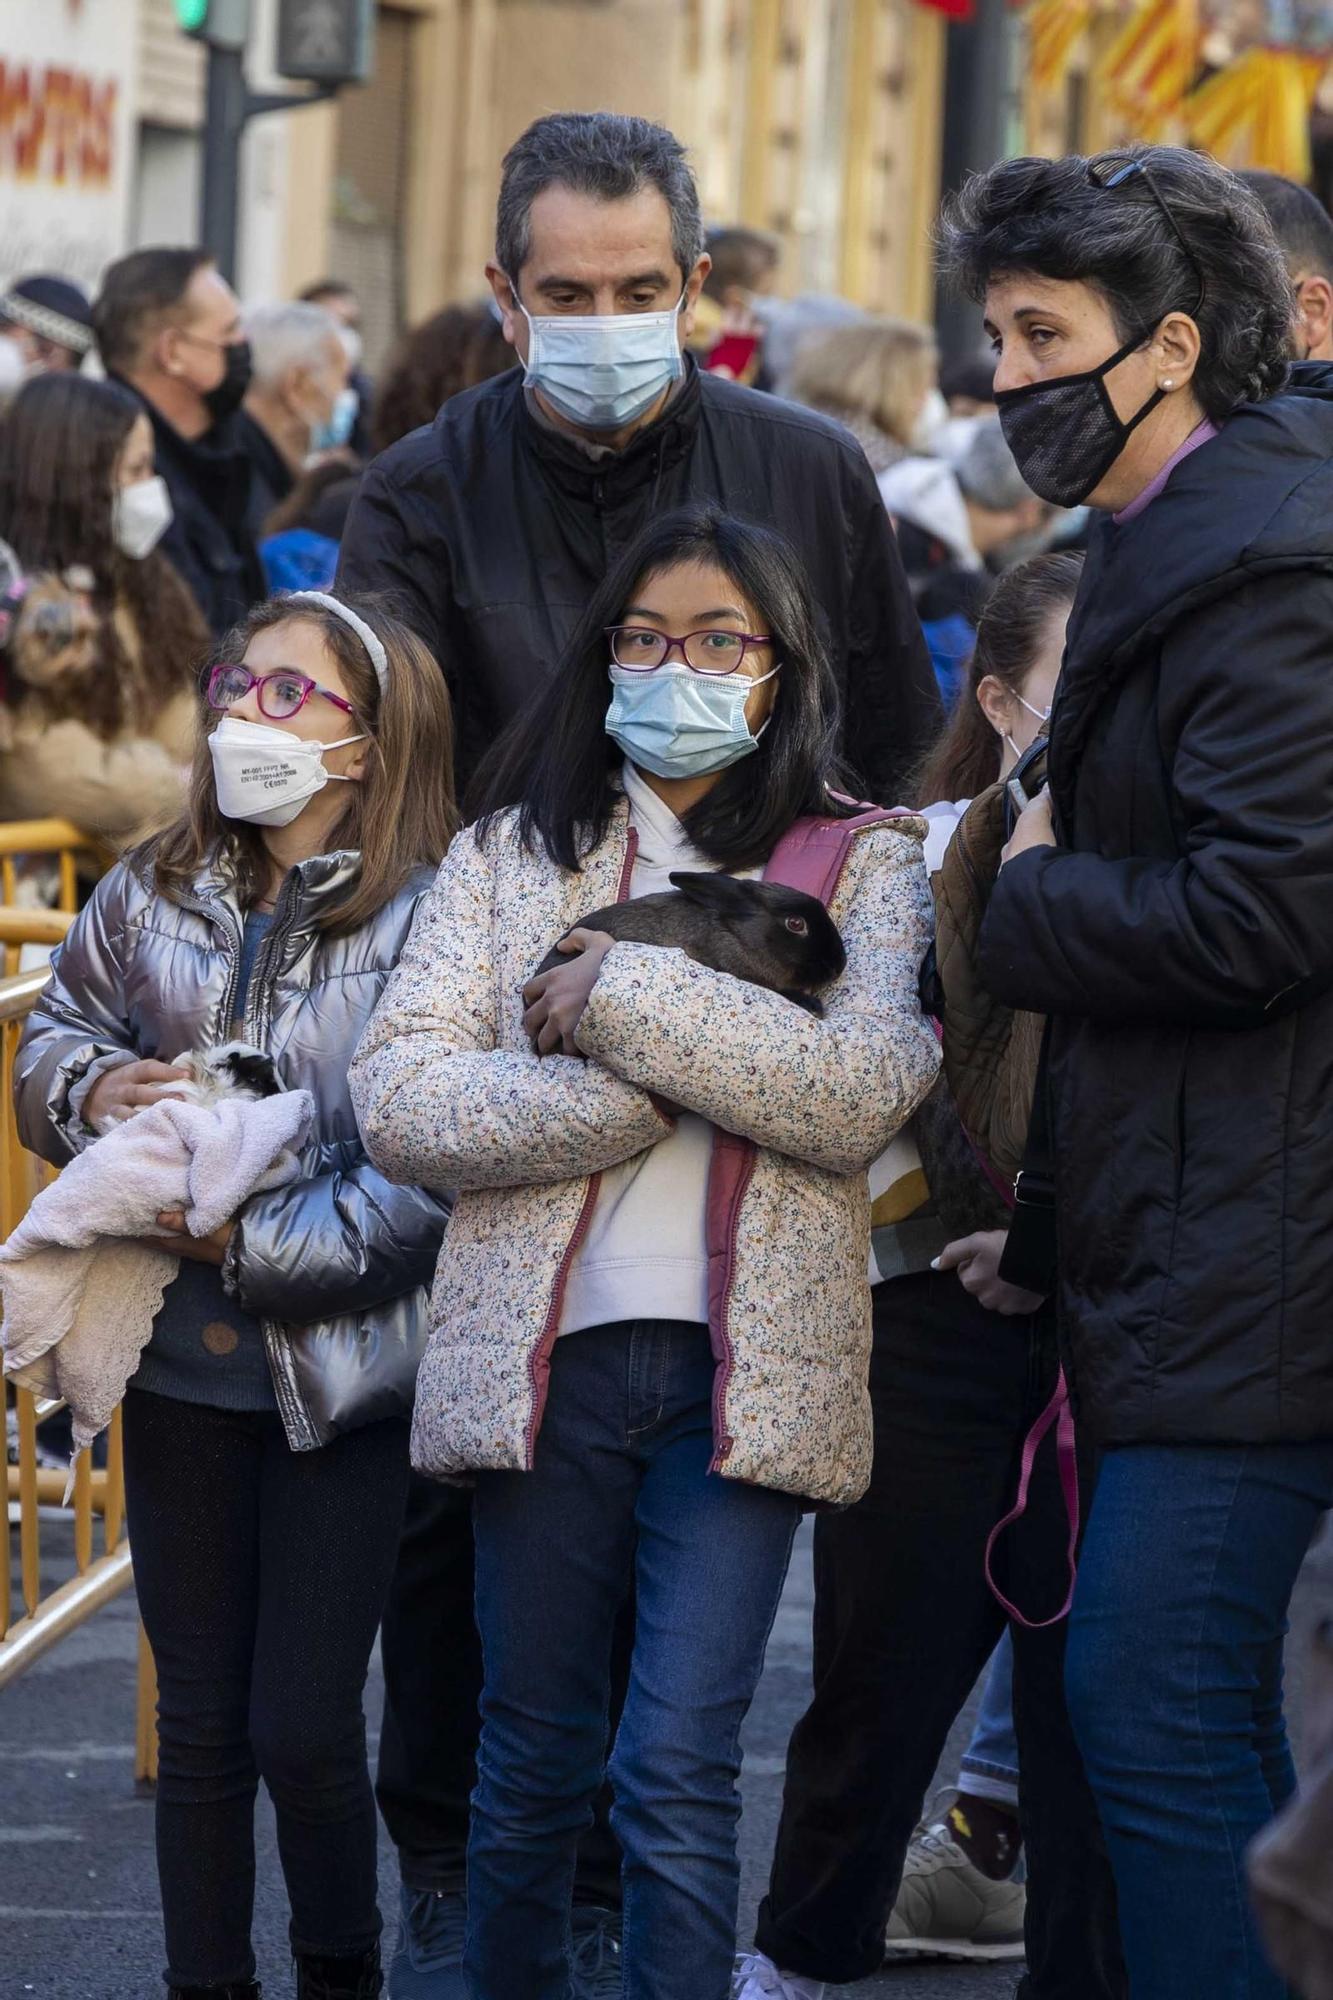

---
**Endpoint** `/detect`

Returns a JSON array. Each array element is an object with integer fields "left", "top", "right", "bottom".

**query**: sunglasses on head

[{"left": 1086, "top": 155, "right": 1208, "bottom": 319}]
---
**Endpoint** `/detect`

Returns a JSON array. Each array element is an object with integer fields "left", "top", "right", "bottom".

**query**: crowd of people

[{"left": 3, "top": 104, "right": 1333, "bottom": 2000}]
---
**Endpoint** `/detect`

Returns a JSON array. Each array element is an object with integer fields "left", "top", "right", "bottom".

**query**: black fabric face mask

[
  {"left": 203, "top": 338, "right": 253, "bottom": 425},
  {"left": 995, "top": 332, "right": 1164, "bottom": 509}
]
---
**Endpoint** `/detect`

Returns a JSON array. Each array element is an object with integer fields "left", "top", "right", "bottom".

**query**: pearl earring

[{"left": 1162, "top": 378, "right": 1175, "bottom": 391}]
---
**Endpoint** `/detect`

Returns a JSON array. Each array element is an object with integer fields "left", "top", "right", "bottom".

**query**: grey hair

[
  {"left": 244, "top": 301, "right": 344, "bottom": 388},
  {"left": 952, "top": 416, "right": 1031, "bottom": 513},
  {"left": 496, "top": 112, "right": 705, "bottom": 284}
]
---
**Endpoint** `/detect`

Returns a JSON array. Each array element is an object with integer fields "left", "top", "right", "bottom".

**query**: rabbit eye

[{"left": 785, "top": 916, "right": 809, "bottom": 936}]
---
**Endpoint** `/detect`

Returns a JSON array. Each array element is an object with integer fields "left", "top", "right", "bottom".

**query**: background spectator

[
  {"left": 237, "top": 301, "right": 352, "bottom": 537},
  {"left": 0, "top": 276, "right": 94, "bottom": 377},
  {"left": 1242, "top": 170, "right": 1333, "bottom": 362},
  {"left": 94, "top": 248, "right": 265, "bottom": 638},
  {"left": 299, "top": 277, "right": 374, "bottom": 454},
  {"left": 0, "top": 373, "right": 206, "bottom": 841},
  {"left": 370, "top": 300, "right": 514, "bottom": 455},
  {"left": 786, "top": 317, "right": 940, "bottom": 472}
]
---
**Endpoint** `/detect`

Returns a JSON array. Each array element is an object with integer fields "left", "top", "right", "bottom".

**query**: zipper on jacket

[{"left": 523, "top": 823, "right": 640, "bottom": 1465}]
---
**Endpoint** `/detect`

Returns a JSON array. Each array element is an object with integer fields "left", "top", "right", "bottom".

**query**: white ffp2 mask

[
  {"left": 112, "top": 475, "right": 173, "bottom": 560},
  {"left": 208, "top": 715, "right": 364, "bottom": 828}
]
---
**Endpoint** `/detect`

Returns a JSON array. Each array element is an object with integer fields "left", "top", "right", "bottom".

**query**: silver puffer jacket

[{"left": 14, "top": 848, "right": 449, "bottom": 1450}]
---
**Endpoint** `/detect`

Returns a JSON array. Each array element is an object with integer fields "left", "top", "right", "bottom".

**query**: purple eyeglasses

[
  {"left": 206, "top": 662, "right": 357, "bottom": 722},
  {"left": 606, "top": 626, "right": 774, "bottom": 676}
]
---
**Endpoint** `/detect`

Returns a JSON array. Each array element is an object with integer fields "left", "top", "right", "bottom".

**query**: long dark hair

[
  {"left": 474, "top": 505, "right": 854, "bottom": 871},
  {"left": 371, "top": 302, "right": 514, "bottom": 453},
  {"left": 0, "top": 373, "right": 207, "bottom": 736},
  {"left": 912, "top": 550, "right": 1083, "bottom": 806}
]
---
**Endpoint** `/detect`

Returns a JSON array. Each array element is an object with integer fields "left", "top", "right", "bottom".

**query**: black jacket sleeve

[
  {"left": 840, "top": 454, "right": 942, "bottom": 804},
  {"left": 336, "top": 461, "right": 450, "bottom": 675},
  {"left": 980, "top": 572, "right": 1333, "bottom": 1029}
]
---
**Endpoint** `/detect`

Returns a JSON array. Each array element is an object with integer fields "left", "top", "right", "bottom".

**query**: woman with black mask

[{"left": 941, "top": 147, "right": 1332, "bottom": 1999}]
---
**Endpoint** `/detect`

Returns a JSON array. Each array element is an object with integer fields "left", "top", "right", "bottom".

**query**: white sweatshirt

[{"left": 559, "top": 763, "right": 758, "bottom": 1336}]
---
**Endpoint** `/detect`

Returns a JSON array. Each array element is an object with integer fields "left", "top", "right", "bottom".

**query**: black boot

[
  {"left": 293, "top": 1947, "right": 382, "bottom": 2000},
  {"left": 167, "top": 1985, "right": 262, "bottom": 1999}
]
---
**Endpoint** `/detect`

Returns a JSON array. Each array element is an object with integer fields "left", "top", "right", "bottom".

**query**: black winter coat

[
  {"left": 336, "top": 360, "right": 940, "bottom": 796},
  {"left": 981, "top": 368, "right": 1333, "bottom": 1447},
  {"left": 121, "top": 384, "right": 267, "bottom": 639}
]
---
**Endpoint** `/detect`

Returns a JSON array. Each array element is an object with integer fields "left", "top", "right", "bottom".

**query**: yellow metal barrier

[
  {"left": 0, "top": 817, "right": 112, "bottom": 917},
  {"left": 0, "top": 934, "right": 159, "bottom": 1786}
]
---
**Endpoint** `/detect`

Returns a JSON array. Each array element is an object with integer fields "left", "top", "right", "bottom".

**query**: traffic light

[
  {"left": 276, "top": 0, "right": 376, "bottom": 85},
  {"left": 174, "top": 0, "right": 250, "bottom": 49}
]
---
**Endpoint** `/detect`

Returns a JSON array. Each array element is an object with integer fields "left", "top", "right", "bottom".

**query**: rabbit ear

[{"left": 668, "top": 871, "right": 755, "bottom": 911}]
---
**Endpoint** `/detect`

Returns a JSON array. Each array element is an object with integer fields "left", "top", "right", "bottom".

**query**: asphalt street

[{"left": 4, "top": 1514, "right": 1331, "bottom": 2000}]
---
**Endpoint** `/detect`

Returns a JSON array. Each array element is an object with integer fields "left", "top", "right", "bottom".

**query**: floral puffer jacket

[{"left": 350, "top": 797, "right": 940, "bottom": 1505}]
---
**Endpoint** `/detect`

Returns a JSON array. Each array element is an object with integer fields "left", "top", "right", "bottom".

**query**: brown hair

[
  {"left": 912, "top": 551, "right": 1083, "bottom": 807},
  {"left": 788, "top": 318, "right": 938, "bottom": 448},
  {"left": 372, "top": 302, "right": 515, "bottom": 454},
  {"left": 149, "top": 591, "right": 459, "bottom": 932},
  {"left": 93, "top": 247, "right": 213, "bottom": 377},
  {"left": 0, "top": 373, "right": 207, "bottom": 736}
]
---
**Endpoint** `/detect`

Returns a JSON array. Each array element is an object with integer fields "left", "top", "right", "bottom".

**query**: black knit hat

[{"left": 0, "top": 275, "right": 94, "bottom": 356}]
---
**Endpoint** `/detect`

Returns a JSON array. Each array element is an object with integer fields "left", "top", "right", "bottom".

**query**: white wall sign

[{"left": 0, "top": 0, "right": 138, "bottom": 292}]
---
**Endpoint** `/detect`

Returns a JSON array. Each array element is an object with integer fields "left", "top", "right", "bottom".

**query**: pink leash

[{"left": 984, "top": 1366, "right": 1079, "bottom": 1628}]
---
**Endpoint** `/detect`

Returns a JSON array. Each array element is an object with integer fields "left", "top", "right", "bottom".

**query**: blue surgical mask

[
  {"left": 310, "top": 386, "right": 358, "bottom": 453},
  {"left": 605, "top": 662, "right": 779, "bottom": 780},
  {"left": 515, "top": 286, "right": 685, "bottom": 432}
]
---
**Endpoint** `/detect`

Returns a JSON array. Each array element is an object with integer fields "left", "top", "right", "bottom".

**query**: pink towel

[{"left": 1, "top": 1089, "right": 313, "bottom": 1467}]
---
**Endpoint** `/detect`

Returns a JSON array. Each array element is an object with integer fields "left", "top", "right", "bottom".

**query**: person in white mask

[
  {"left": 336, "top": 109, "right": 941, "bottom": 1998},
  {"left": 0, "top": 372, "right": 207, "bottom": 843},
  {"left": 236, "top": 301, "right": 355, "bottom": 538}
]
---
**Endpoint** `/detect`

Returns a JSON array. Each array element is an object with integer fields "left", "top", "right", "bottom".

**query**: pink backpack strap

[
  {"left": 763, "top": 805, "right": 915, "bottom": 903},
  {"left": 984, "top": 1367, "right": 1080, "bottom": 1628}
]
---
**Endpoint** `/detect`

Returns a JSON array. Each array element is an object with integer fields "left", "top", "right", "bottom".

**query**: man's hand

[
  {"left": 1000, "top": 785, "right": 1055, "bottom": 867},
  {"left": 934, "top": 1229, "right": 1046, "bottom": 1316},
  {"left": 84, "top": 1060, "right": 187, "bottom": 1132},
  {"left": 140, "top": 1211, "right": 234, "bottom": 1267},
  {"left": 521, "top": 929, "right": 616, "bottom": 1057}
]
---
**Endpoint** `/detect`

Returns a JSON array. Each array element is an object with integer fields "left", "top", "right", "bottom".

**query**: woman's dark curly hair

[
  {"left": 371, "top": 301, "right": 515, "bottom": 453},
  {"left": 0, "top": 373, "right": 207, "bottom": 736},
  {"left": 939, "top": 146, "right": 1295, "bottom": 420}
]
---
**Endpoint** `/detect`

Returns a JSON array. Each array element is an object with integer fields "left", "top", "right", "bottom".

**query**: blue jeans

[
  {"left": 960, "top": 1629, "right": 1021, "bottom": 1811},
  {"left": 466, "top": 1319, "right": 801, "bottom": 2000},
  {"left": 1066, "top": 1441, "right": 1333, "bottom": 1999}
]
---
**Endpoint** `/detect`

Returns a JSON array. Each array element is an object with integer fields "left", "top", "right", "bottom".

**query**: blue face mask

[
  {"left": 605, "top": 662, "right": 779, "bottom": 780},
  {"left": 310, "top": 385, "right": 358, "bottom": 453},
  {"left": 515, "top": 287, "right": 685, "bottom": 432}
]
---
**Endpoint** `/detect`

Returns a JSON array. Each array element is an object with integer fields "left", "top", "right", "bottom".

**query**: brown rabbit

[{"left": 531, "top": 870, "right": 846, "bottom": 1015}]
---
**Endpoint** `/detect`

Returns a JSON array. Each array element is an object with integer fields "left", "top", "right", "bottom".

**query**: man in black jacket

[
  {"left": 338, "top": 111, "right": 938, "bottom": 2000},
  {"left": 337, "top": 114, "right": 938, "bottom": 804},
  {"left": 93, "top": 248, "right": 267, "bottom": 638}
]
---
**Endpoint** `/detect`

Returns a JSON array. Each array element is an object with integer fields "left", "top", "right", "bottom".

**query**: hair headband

[{"left": 284, "top": 591, "right": 389, "bottom": 694}]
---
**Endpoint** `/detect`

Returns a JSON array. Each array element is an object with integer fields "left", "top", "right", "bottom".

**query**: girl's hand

[
  {"left": 141, "top": 1211, "right": 234, "bottom": 1266},
  {"left": 1000, "top": 785, "right": 1055, "bottom": 866},
  {"left": 522, "top": 929, "right": 616, "bottom": 1057},
  {"left": 84, "top": 1060, "right": 187, "bottom": 1131},
  {"left": 934, "top": 1230, "right": 1046, "bottom": 1317}
]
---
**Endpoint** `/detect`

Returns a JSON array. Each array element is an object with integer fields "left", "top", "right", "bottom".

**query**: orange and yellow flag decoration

[
  {"left": 1096, "top": 0, "right": 1199, "bottom": 140},
  {"left": 1185, "top": 46, "right": 1327, "bottom": 182},
  {"left": 1026, "top": 0, "right": 1093, "bottom": 95}
]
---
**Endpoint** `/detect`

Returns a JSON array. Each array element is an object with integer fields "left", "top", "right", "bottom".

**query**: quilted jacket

[{"left": 350, "top": 796, "right": 940, "bottom": 1505}]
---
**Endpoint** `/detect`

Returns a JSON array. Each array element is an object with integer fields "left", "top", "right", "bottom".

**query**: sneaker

[
  {"left": 884, "top": 1817, "right": 1026, "bottom": 1963},
  {"left": 733, "top": 1950, "right": 826, "bottom": 1999},
  {"left": 387, "top": 1884, "right": 467, "bottom": 1998},
  {"left": 569, "top": 1903, "right": 624, "bottom": 1997}
]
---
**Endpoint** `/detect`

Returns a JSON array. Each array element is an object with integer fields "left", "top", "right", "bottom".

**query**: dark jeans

[
  {"left": 376, "top": 1476, "right": 627, "bottom": 1906},
  {"left": 755, "top": 1270, "right": 1126, "bottom": 1998},
  {"left": 123, "top": 1389, "right": 411, "bottom": 1987},
  {"left": 466, "top": 1319, "right": 801, "bottom": 2000},
  {"left": 1066, "top": 1440, "right": 1333, "bottom": 1999}
]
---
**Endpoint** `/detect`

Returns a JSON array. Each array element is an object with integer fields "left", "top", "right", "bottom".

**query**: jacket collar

[
  {"left": 1051, "top": 365, "right": 1333, "bottom": 811},
  {"left": 519, "top": 355, "right": 702, "bottom": 504},
  {"left": 191, "top": 847, "right": 363, "bottom": 929}
]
